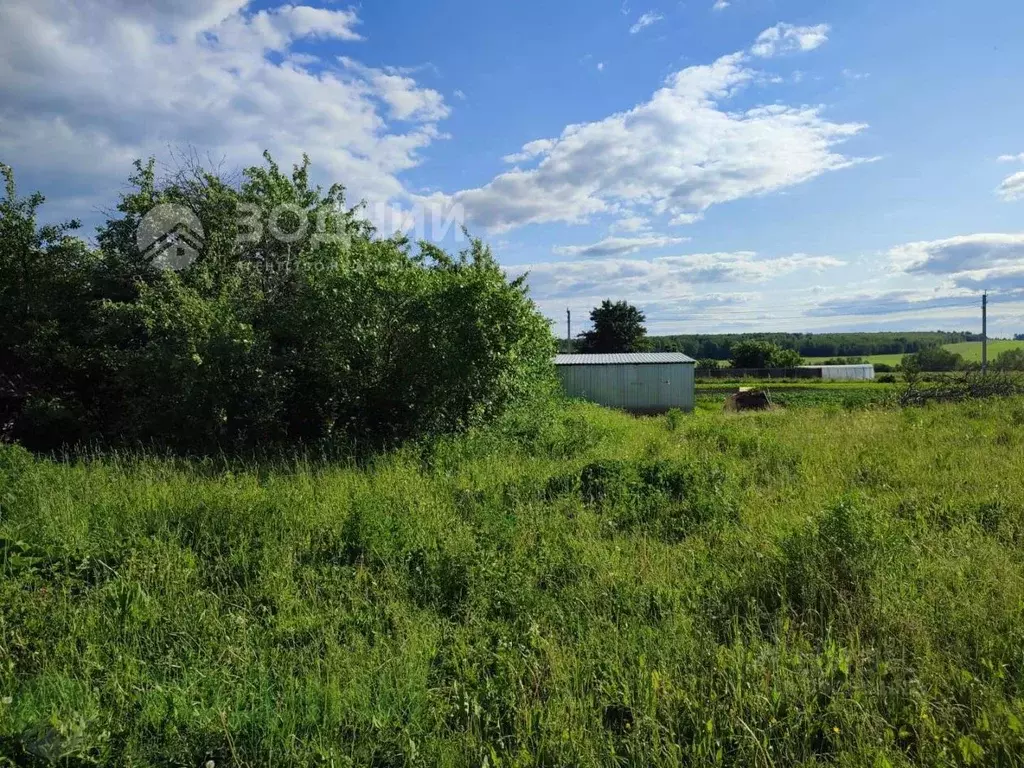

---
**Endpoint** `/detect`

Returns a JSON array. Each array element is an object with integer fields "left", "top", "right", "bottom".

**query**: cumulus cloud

[
  {"left": 750, "top": 23, "right": 830, "bottom": 58},
  {"left": 997, "top": 171, "right": 1024, "bottom": 202},
  {"left": 630, "top": 12, "right": 664, "bottom": 34},
  {"left": 338, "top": 57, "right": 449, "bottom": 121},
  {"left": 0, "top": 0, "right": 449, "bottom": 218},
  {"left": 552, "top": 235, "right": 687, "bottom": 258},
  {"left": 890, "top": 233, "right": 1024, "bottom": 275},
  {"left": 712, "top": 1, "right": 731, "bottom": 11},
  {"left": 430, "top": 28, "right": 864, "bottom": 233},
  {"left": 998, "top": 153, "right": 1024, "bottom": 163},
  {"left": 503, "top": 139, "right": 557, "bottom": 165}
]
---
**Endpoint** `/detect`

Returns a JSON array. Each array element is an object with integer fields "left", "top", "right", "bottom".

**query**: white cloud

[
  {"left": 518, "top": 251, "right": 844, "bottom": 302},
  {"left": 503, "top": 139, "right": 557, "bottom": 165},
  {"left": 997, "top": 171, "right": 1024, "bottom": 202},
  {"left": 430, "top": 30, "right": 866, "bottom": 233},
  {"left": 0, "top": 0, "right": 449, "bottom": 220},
  {"left": 712, "top": 0, "right": 730, "bottom": 10},
  {"left": 998, "top": 153, "right": 1024, "bottom": 163},
  {"left": 953, "top": 266, "right": 1024, "bottom": 293},
  {"left": 597, "top": 62, "right": 606, "bottom": 72},
  {"left": 750, "top": 23, "right": 830, "bottom": 58},
  {"left": 254, "top": 4, "right": 363, "bottom": 42},
  {"left": 808, "top": 290, "right": 979, "bottom": 318},
  {"left": 630, "top": 12, "right": 664, "bottom": 34},
  {"left": 890, "top": 233, "right": 1024, "bottom": 275},
  {"left": 454, "top": 89, "right": 467, "bottom": 100},
  {"left": 338, "top": 57, "right": 449, "bottom": 121},
  {"left": 612, "top": 215, "right": 651, "bottom": 233},
  {"left": 552, "top": 235, "right": 688, "bottom": 257}
]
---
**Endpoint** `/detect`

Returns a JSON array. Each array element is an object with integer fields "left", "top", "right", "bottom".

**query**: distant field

[{"left": 944, "top": 340, "right": 1024, "bottom": 362}]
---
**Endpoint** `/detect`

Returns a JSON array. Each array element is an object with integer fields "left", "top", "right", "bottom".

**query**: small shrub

[
  {"left": 579, "top": 459, "right": 639, "bottom": 505},
  {"left": 782, "top": 500, "right": 880, "bottom": 625},
  {"left": 664, "top": 408, "right": 686, "bottom": 432},
  {"left": 577, "top": 457, "right": 738, "bottom": 541}
]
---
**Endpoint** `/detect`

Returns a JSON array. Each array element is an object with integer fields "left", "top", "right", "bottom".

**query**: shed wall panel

[{"left": 555, "top": 363, "right": 694, "bottom": 412}]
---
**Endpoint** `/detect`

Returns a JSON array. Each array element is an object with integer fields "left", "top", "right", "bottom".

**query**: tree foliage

[
  {"left": 0, "top": 156, "right": 556, "bottom": 453},
  {"left": 576, "top": 300, "right": 651, "bottom": 353},
  {"left": 730, "top": 340, "right": 803, "bottom": 369},
  {"left": 902, "top": 346, "right": 964, "bottom": 373},
  {"left": 995, "top": 348, "right": 1024, "bottom": 371}
]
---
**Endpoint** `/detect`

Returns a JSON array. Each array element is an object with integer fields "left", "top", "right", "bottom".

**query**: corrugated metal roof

[{"left": 554, "top": 353, "right": 696, "bottom": 365}]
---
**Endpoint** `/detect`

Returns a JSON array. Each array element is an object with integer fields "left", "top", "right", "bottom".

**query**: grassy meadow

[
  {"left": 4, "top": 396, "right": 1024, "bottom": 766},
  {"left": 944, "top": 340, "right": 1024, "bottom": 363}
]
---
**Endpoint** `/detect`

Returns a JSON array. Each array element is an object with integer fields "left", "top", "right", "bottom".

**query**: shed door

[
  {"left": 627, "top": 365, "right": 646, "bottom": 409},
  {"left": 657, "top": 365, "right": 674, "bottom": 407}
]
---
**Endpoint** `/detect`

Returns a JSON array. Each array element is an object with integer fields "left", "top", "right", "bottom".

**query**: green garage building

[{"left": 554, "top": 353, "right": 697, "bottom": 413}]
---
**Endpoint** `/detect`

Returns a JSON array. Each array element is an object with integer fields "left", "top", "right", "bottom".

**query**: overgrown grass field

[{"left": 3, "top": 397, "right": 1024, "bottom": 766}]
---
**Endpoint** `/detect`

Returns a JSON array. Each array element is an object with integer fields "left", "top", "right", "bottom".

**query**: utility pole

[
  {"left": 566, "top": 308, "right": 571, "bottom": 348},
  {"left": 982, "top": 292, "right": 989, "bottom": 374},
  {"left": 982, "top": 291, "right": 988, "bottom": 375}
]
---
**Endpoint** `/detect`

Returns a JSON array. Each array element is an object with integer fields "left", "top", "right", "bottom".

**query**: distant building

[
  {"left": 799, "top": 364, "right": 875, "bottom": 381},
  {"left": 554, "top": 353, "right": 696, "bottom": 413}
]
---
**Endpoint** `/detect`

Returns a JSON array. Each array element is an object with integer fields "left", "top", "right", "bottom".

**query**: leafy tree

[
  {"left": 730, "top": 341, "right": 775, "bottom": 368},
  {"left": 0, "top": 163, "right": 99, "bottom": 446},
  {"left": 730, "top": 341, "right": 802, "bottom": 369},
  {"left": 576, "top": 300, "right": 651, "bottom": 353},
  {"left": 995, "top": 348, "right": 1024, "bottom": 371},
  {"left": 0, "top": 155, "right": 556, "bottom": 453},
  {"left": 772, "top": 348, "right": 804, "bottom": 368},
  {"left": 696, "top": 358, "right": 720, "bottom": 373},
  {"left": 902, "top": 346, "right": 963, "bottom": 373}
]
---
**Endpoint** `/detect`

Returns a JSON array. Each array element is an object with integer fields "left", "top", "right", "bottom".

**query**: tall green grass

[{"left": 3, "top": 399, "right": 1024, "bottom": 766}]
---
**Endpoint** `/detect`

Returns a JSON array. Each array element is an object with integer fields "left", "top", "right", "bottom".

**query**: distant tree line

[{"left": 648, "top": 331, "right": 978, "bottom": 360}]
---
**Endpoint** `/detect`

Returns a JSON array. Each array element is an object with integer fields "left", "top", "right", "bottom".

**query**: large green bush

[
  {"left": 902, "top": 345, "right": 964, "bottom": 372},
  {"left": 730, "top": 340, "right": 803, "bottom": 369},
  {"left": 0, "top": 156, "right": 555, "bottom": 453}
]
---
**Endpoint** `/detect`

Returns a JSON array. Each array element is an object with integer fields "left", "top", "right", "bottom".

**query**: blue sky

[{"left": 1, "top": 0, "right": 1023, "bottom": 335}]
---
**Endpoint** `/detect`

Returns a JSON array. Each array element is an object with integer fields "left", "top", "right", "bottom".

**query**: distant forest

[{"left": 559, "top": 331, "right": 981, "bottom": 359}]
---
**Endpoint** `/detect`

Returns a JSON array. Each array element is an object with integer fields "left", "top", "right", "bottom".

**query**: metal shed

[{"left": 554, "top": 353, "right": 696, "bottom": 413}]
